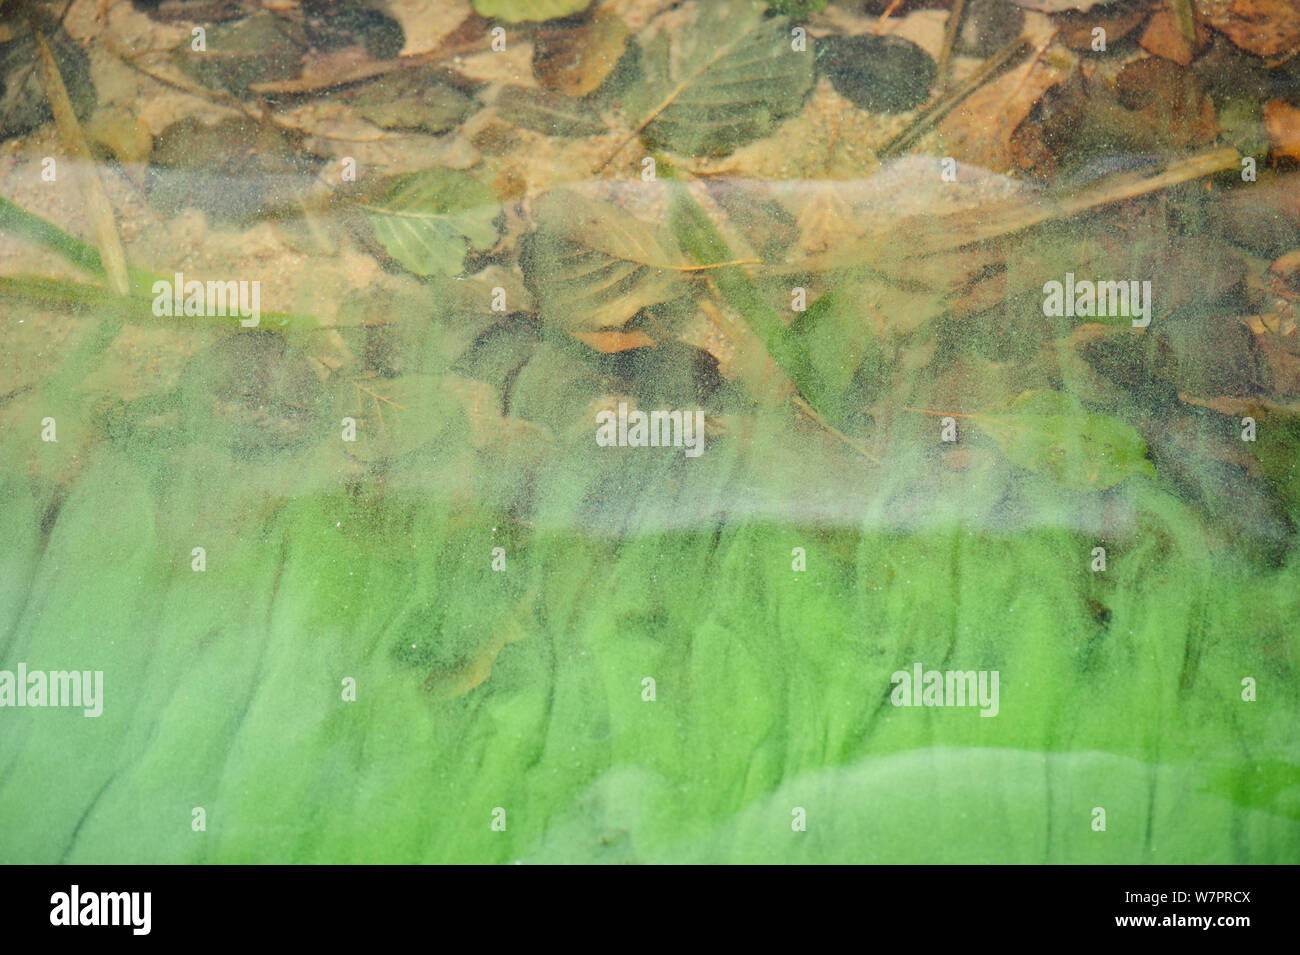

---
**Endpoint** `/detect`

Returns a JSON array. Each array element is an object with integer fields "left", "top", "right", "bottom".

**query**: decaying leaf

[
  {"left": 940, "top": 44, "right": 1075, "bottom": 174},
  {"left": 1009, "top": 0, "right": 1122, "bottom": 10},
  {"left": 520, "top": 191, "right": 693, "bottom": 330},
  {"left": 1053, "top": 0, "right": 1148, "bottom": 49},
  {"left": 1264, "top": 100, "right": 1300, "bottom": 163},
  {"left": 471, "top": 0, "right": 593, "bottom": 23},
  {"left": 337, "top": 373, "right": 475, "bottom": 462},
  {"left": 1200, "top": 0, "right": 1300, "bottom": 58},
  {"left": 363, "top": 168, "right": 501, "bottom": 277},
  {"left": 496, "top": 84, "right": 608, "bottom": 137},
  {"left": 425, "top": 593, "right": 535, "bottom": 698},
  {"left": 936, "top": 389, "right": 1157, "bottom": 491},
  {"left": 620, "top": 0, "right": 814, "bottom": 158},
  {"left": 817, "top": 34, "right": 935, "bottom": 114},
  {"left": 345, "top": 69, "right": 477, "bottom": 134},
  {"left": 533, "top": 6, "right": 629, "bottom": 97},
  {"left": 1139, "top": 5, "right": 1211, "bottom": 65},
  {"left": 571, "top": 329, "right": 658, "bottom": 352}
]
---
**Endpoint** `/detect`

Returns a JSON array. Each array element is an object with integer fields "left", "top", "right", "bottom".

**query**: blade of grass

[
  {"left": 0, "top": 197, "right": 326, "bottom": 330},
  {"left": 0, "top": 194, "right": 106, "bottom": 276},
  {"left": 0, "top": 274, "right": 322, "bottom": 331}
]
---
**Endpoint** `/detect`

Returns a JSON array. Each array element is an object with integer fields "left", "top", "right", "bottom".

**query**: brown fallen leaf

[
  {"left": 1264, "top": 99, "right": 1300, "bottom": 162},
  {"left": 1053, "top": 0, "right": 1150, "bottom": 50},
  {"left": 937, "top": 41, "right": 1075, "bottom": 174},
  {"left": 571, "top": 328, "right": 657, "bottom": 352},
  {"left": 1019, "top": 56, "right": 1218, "bottom": 165},
  {"left": 1241, "top": 308, "right": 1300, "bottom": 395},
  {"left": 1113, "top": 56, "right": 1219, "bottom": 149},
  {"left": 1140, "top": 4, "right": 1212, "bottom": 65},
  {"left": 1268, "top": 250, "right": 1300, "bottom": 289},
  {"left": 1200, "top": 0, "right": 1300, "bottom": 58},
  {"left": 1178, "top": 391, "right": 1300, "bottom": 418},
  {"left": 533, "top": 5, "right": 629, "bottom": 98},
  {"left": 249, "top": 13, "right": 489, "bottom": 94},
  {"left": 1012, "top": 0, "right": 1121, "bottom": 10}
]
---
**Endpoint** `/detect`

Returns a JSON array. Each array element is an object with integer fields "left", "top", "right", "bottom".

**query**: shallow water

[{"left": 0, "top": 0, "right": 1298, "bottom": 863}]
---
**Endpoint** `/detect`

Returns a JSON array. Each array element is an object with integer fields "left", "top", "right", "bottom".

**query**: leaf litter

[{"left": 2, "top": 0, "right": 1300, "bottom": 862}]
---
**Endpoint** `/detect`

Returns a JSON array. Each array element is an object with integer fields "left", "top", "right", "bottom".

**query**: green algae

[
  {"left": 1, "top": 370, "right": 1297, "bottom": 862},
  {"left": 1, "top": 2, "right": 1298, "bottom": 865}
]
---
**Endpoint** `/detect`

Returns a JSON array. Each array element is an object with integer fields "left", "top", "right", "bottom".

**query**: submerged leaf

[
  {"left": 148, "top": 118, "right": 318, "bottom": 224},
  {"left": 425, "top": 601, "right": 532, "bottom": 698},
  {"left": 521, "top": 191, "right": 692, "bottom": 330},
  {"left": 497, "top": 85, "right": 608, "bottom": 137},
  {"left": 179, "top": 331, "right": 330, "bottom": 460},
  {"left": 626, "top": 0, "right": 815, "bottom": 157},
  {"left": 347, "top": 70, "right": 477, "bottom": 134},
  {"left": 174, "top": 13, "right": 304, "bottom": 98},
  {"left": 338, "top": 373, "right": 473, "bottom": 462},
  {"left": 533, "top": 7, "right": 629, "bottom": 98},
  {"left": 363, "top": 168, "right": 500, "bottom": 277},
  {"left": 817, "top": 34, "right": 935, "bottom": 114},
  {"left": 571, "top": 329, "right": 658, "bottom": 352},
  {"left": 471, "top": 0, "right": 593, "bottom": 23},
  {"left": 964, "top": 390, "right": 1157, "bottom": 491},
  {"left": 0, "top": 23, "right": 96, "bottom": 141}
]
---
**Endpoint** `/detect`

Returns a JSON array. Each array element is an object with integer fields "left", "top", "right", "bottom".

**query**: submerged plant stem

[
  {"left": 34, "top": 25, "right": 131, "bottom": 297},
  {"left": 878, "top": 34, "right": 1030, "bottom": 160}
]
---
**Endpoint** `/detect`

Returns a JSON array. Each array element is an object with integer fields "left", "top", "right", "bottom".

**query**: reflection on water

[{"left": 0, "top": 0, "right": 1298, "bottom": 863}]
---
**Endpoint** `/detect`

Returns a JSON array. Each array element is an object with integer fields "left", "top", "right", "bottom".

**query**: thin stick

[
  {"left": 794, "top": 396, "right": 881, "bottom": 464},
  {"left": 34, "top": 26, "right": 131, "bottom": 297},
  {"left": 874, "top": 0, "right": 903, "bottom": 35},
  {"left": 801, "top": 145, "right": 1243, "bottom": 272},
  {"left": 902, "top": 407, "right": 975, "bottom": 418},
  {"left": 935, "top": 0, "right": 966, "bottom": 81},
  {"left": 878, "top": 34, "right": 1029, "bottom": 160},
  {"left": 906, "top": 146, "right": 1243, "bottom": 259},
  {"left": 996, "top": 30, "right": 1055, "bottom": 116}
]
